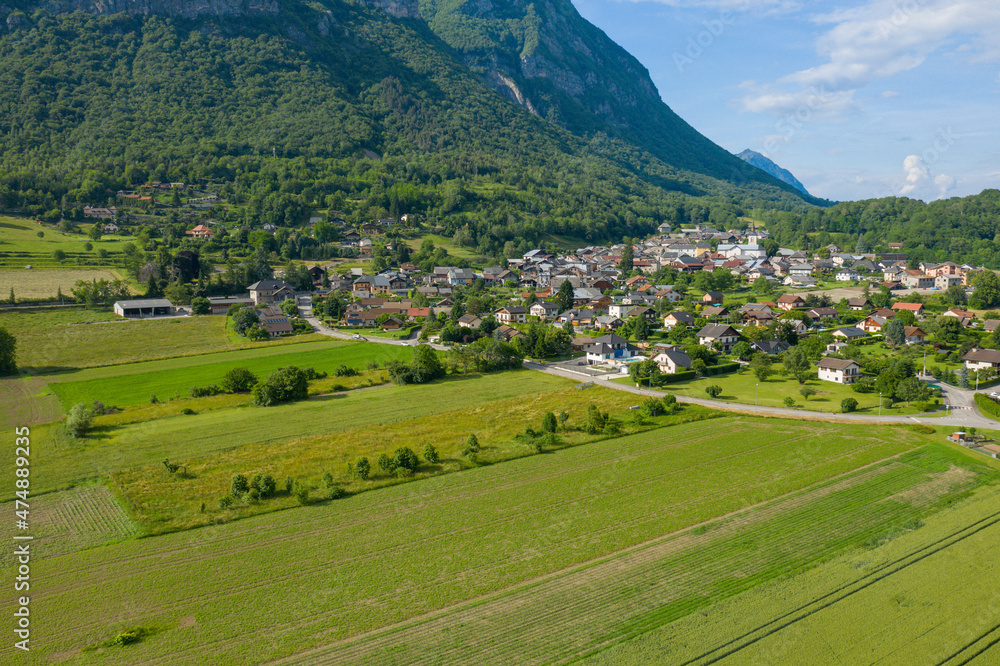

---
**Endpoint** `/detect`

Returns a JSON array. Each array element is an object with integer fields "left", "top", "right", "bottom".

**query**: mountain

[
  {"left": 0, "top": 0, "right": 822, "bottom": 249},
  {"left": 736, "top": 150, "right": 810, "bottom": 196}
]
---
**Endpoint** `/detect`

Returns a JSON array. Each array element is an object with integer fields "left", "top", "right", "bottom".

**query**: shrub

[
  {"left": 252, "top": 473, "right": 276, "bottom": 498},
  {"left": 704, "top": 385, "right": 723, "bottom": 399},
  {"left": 422, "top": 443, "right": 439, "bottom": 464},
  {"left": 218, "top": 495, "right": 233, "bottom": 509},
  {"left": 221, "top": 368, "right": 257, "bottom": 393},
  {"left": 230, "top": 474, "right": 249, "bottom": 497},
  {"left": 841, "top": 397, "right": 858, "bottom": 413},
  {"left": 322, "top": 471, "right": 334, "bottom": 488},
  {"left": 149, "top": 394, "right": 159, "bottom": 404},
  {"left": 393, "top": 447, "right": 419, "bottom": 472},
  {"left": 377, "top": 453, "right": 396, "bottom": 474},
  {"left": 466, "top": 433, "right": 480, "bottom": 453},
  {"left": 251, "top": 366, "right": 309, "bottom": 406},
  {"left": 285, "top": 477, "right": 294, "bottom": 494},
  {"left": 293, "top": 485, "right": 310, "bottom": 505},
  {"left": 181, "top": 407, "right": 196, "bottom": 415},
  {"left": 542, "top": 411, "right": 557, "bottom": 433},
  {"left": 783, "top": 396, "right": 795, "bottom": 408},
  {"left": 328, "top": 486, "right": 346, "bottom": 499},
  {"left": 65, "top": 403, "right": 94, "bottom": 438},
  {"left": 190, "top": 384, "right": 222, "bottom": 398},
  {"left": 799, "top": 387, "right": 816, "bottom": 400},
  {"left": 190, "top": 297, "right": 211, "bottom": 315},
  {"left": 353, "top": 457, "right": 371, "bottom": 480},
  {"left": 334, "top": 364, "right": 359, "bottom": 377}
]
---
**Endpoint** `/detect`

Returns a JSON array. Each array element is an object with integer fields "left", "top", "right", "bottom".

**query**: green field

[
  {"left": 0, "top": 268, "right": 132, "bottom": 300},
  {"left": 5, "top": 418, "right": 980, "bottom": 664},
  {"left": 47, "top": 339, "right": 412, "bottom": 408},
  {"left": 21, "top": 370, "right": 573, "bottom": 495},
  {"left": 0, "top": 307, "right": 325, "bottom": 372},
  {"left": 0, "top": 217, "right": 136, "bottom": 269},
  {"left": 585, "top": 472, "right": 1000, "bottom": 665},
  {"left": 635, "top": 362, "right": 932, "bottom": 415}
]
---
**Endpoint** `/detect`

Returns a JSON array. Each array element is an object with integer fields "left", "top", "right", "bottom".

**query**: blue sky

[{"left": 570, "top": 0, "right": 1000, "bottom": 202}]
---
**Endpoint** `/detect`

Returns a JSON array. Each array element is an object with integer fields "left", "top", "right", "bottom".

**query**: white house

[
  {"left": 817, "top": 357, "right": 861, "bottom": 384},
  {"left": 652, "top": 350, "right": 692, "bottom": 374},
  {"left": 964, "top": 348, "right": 1000, "bottom": 372}
]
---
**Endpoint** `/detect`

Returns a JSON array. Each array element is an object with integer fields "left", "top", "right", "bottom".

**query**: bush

[
  {"left": 841, "top": 397, "right": 858, "bottom": 413},
  {"left": 322, "top": 471, "right": 334, "bottom": 488},
  {"left": 334, "top": 364, "right": 359, "bottom": 377},
  {"left": 657, "top": 370, "right": 697, "bottom": 384},
  {"left": 783, "top": 396, "right": 795, "bottom": 408},
  {"left": 65, "top": 403, "right": 94, "bottom": 438},
  {"left": 704, "top": 385, "right": 723, "bottom": 398},
  {"left": 353, "top": 457, "right": 371, "bottom": 480},
  {"left": 149, "top": 394, "right": 159, "bottom": 404},
  {"left": 377, "top": 453, "right": 395, "bottom": 474},
  {"left": 393, "top": 447, "right": 419, "bottom": 472},
  {"left": 293, "top": 485, "right": 310, "bottom": 505},
  {"left": 328, "top": 486, "right": 346, "bottom": 499},
  {"left": 466, "top": 433, "right": 480, "bottom": 453},
  {"left": 190, "top": 296, "right": 211, "bottom": 315},
  {"left": 181, "top": 407, "right": 196, "bottom": 415},
  {"left": 218, "top": 495, "right": 233, "bottom": 509},
  {"left": 285, "top": 476, "right": 294, "bottom": 494},
  {"left": 230, "top": 474, "right": 249, "bottom": 497},
  {"left": 422, "top": 443, "right": 439, "bottom": 464},
  {"left": 190, "top": 384, "right": 222, "bottom": 398},
  {"left": 251, "top": 366, "right": 309, "bottom": 406},
  {"left": 221, "top": 367, "right": 257, "bottom": 393},
  {"left": 252, "top": 473, "right": 276, "bottom": 498},
  {"left": 542, "top": 411, "right": 557, "bottom": 433}
]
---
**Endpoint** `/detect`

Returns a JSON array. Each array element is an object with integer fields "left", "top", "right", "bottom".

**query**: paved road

[
  {"left": 299, "top": 305, "right": 448, "bottom": 350},
  {"left": 524, "top": 361, "right": 998, "bottom": 430}
]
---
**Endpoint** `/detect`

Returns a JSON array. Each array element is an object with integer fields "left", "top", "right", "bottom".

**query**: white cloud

[
  {"left": 900, "top": 154, "right": 929, "bottom": 195},
  {"left": 934, "top": 173, "right": 957, "bottom": 197},
  {"left": 738, "top": 0, "right": 1000, "bottom": 117},
  {"left": 895, "top": 155, "right": 956, "bottom": 199}
]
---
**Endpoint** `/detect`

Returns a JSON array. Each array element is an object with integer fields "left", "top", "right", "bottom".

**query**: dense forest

[{"left": 0, "top": 1, "right": 815, "bottom": 253}]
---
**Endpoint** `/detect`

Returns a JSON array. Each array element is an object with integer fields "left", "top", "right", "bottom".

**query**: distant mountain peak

[{"left": 736, "top": 150, "right": 810, "bottom": 196}]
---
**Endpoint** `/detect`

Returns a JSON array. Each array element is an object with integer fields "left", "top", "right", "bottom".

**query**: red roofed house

[
  {"left": 891, "top": 302, "right": 924, "bottom": 317},
  {"left": 185, "top": 224, "right": 215, "bottom": 239}
]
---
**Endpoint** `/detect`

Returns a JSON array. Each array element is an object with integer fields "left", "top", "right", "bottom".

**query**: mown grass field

[
  {"left": 585, "top": 469, "right": 1000, "bottom": 665},
  {"left": 0, "top": 307, "right": 325, "bottom": 372},
  {"left": 0, "top": 217, "right": 136, "bottom": 269},
  {"left": 47, "top": 339, "right": 411, "bottom": 408},
  {"left": 18, "top": 370, "right": 572, "bottom": 495},
  {"left": 635, "top": 362, "right": 932, "bottom": 415},
  {"left": 4, "top": 418, "right": 970, "bottom": 665}
]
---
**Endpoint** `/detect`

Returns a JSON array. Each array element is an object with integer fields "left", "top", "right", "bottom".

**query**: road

[
  {"left": 299, "top": 304, "right": 448, "bottom": 350},
  {"left": 524, "top": 361, "right": 999, "bottom": 430}
]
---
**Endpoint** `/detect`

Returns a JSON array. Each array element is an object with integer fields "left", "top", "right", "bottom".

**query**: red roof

[{"left": 892, "top": 302, "right": 924, "bottom": 311}]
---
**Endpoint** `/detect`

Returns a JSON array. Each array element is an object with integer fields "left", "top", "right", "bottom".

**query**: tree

[
  {"left": 221, "top": 367, "right": 257, "bottom": 393},
  {"left": 557, "top": 410, "right": 569, "bottom": 429},
  {"left": 232, "top": 308, "right": 260, "bottom": 336},
  {"left": 353, "top": 457, "right": 371, "bottom": 480},
  {"left": 0, "top": 326, "right": 16, "bottom": 376},
  {"left": 466, "top": 433, "right": 480, "bottom": 453},
  {"left": 640, "top": 397, "right": 661, "bottom": 417},
  {"left": 957, "top": 365, "right": 970, "bottom": 388},
  {"left": 251, "top": 366, "right": 309, "bottom": 406},
  {"left": 749, "top": 352, "right": 773, "bottom": 381},
  {"left": 422, "top": 444, "right": 439, "bottom": 464},
  {"left": 65, "top": 403, "right": 93, "bottom": 438},
  {"left": 935, "top": 316, "right": 963, "bottom": 343},
  {"left": 894, "top": 309, "right": 915, "bottom": 327},
  {"left": 782, "top": 345, "right": 812, "bottom": 383},
  {"left": 783, "top": 396, "right": 796, "bottom": 408},
  {"left": 542, "top": 411, "right": 557, "bottom": 433},
  {"left": 377, "top": 453, "right": 395, "bottom": 474},
  {"left": 705, "top": 385, "right": 723, "bottom": 398},
  {"left": 841, "top": 397, "right": 858, "bottom": 413},
  {"left": 230, "top": 474, "right": 249, "bottom": 497},
  {"left": 944, "top": 284, "right": 967, "bottom": 306},
  {"left": 280, "top": 298, "right": 299, "bottom": 317},
  {"left": 410, "top": 344, "right": 445, "bottom": 383},
  {"left": 731, "top": 340, "right": 753, "bottom": 362},
  {"left": 633, "top": 316, "right": 649, "bottom": 341},
  {"left": 53, "top": 249, "right": 66, "bottom": 262},
  {"left": 619, "top": 242, "right": 634, "bottom": 273},
  {"left": 190, "top": 296, "right": 210, "bottom": 315},
  {"left": 557, "top": 279, "right": 574, "bottom": 312},
  {"left": 393, "top": 447, "right": 419, "bottom": 472},
  {"left": 895, "top": 376, "right": 929, "bottom": 405},
  {"left": 973, "top": 270, "right": 1000, "bottom": 308},
  {"left": 799, "top": 386, "right": 817, "bottom": 400},
  {"left": 883, "top": 318, "right": 906, "bottom": 347}
]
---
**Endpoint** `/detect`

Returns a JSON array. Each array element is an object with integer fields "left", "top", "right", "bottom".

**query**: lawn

[
  {"left": 632, "top": 362, "right": 935, "bottom": 415},
  {"left": 47, "top": 339, "right": 412, "bottom": 408},
  {"left": 7, "top": 419, "right": 974, "bottom": 664},
  {"left": 0, "top": 307, "right": 326, "bottom": 372},
  {"left": 0, "top": 216, "right": 136, "bottom": 269},
  {"left": 18, "top": 370, "right": 574, "bottom": 496}
]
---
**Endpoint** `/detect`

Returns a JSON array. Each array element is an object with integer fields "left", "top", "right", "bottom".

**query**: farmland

[
  {"left": 47, "top": 339, "right": 412, "bottom": 408},
  {"left": 0, "top": 307, "right": 324, "bottom": 372},
  {"left": 0, "top": 268, "right": 129, "bottom": 300},
  {"left": 0, "top": 217, "right": 135, "bottom": 269},
  {"left": 3, "top": 419, "right": 985, "bottom": 664}
]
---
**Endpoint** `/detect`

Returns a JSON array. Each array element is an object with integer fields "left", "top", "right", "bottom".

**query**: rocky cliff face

[{"left": 17, "top": 0, "right": 278, "bottom": 18}]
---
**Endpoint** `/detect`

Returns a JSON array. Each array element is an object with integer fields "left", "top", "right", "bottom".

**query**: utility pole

[
  {"left": 879, "top": 392, "right": 882, "bottom": 417},
  {"left": 755, "top": 383, "right": 759, "bottom": 411}
]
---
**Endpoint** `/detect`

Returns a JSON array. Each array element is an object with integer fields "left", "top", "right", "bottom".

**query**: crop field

[
  {"left": 0, "top": 268, "right": 130, "bottom": 300},
  {"left": 0, "top": 307, "right": 324, "bottom": 372},
  {"left": 585, "top": 476, "right": 1000, "bottom": 665},
  {"left": 0, "top": 485, "right": 138, "bottom": 569},
  {"left": 0, "top": 376, "right": 63, "bottom": 429},
  {"left": 19, "top": 370, "right": 572, "bottom": 495},
  {"left": 0, "top": 217, "right": 136, "bottom": 269},
  {"left": 3, "top": 417, "right": 964, "bottom": 664},
  {"left": 47, "top": 339, "right": 412, "bottom": 408}
]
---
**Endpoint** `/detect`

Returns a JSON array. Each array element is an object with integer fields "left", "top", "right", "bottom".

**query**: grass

[
  {"left": 633, "top": 363, "right": 934, "bottom": 415},
  {"left": 0, "top": 216, "right": 136, "bottom": 268},
  {"left": 584, "top": 463, "right": 1000, "bottom": 665},
  {"left": 404, "top": 233, "right": 482, "bottom": 260},
  {"left": 9, "top": 419, "right": 973, "bottom": 664},
  {"left": 0, "top": 307, "right": 326, "bottom": 373},
  {"left": 18, "top": 370, "right": 572, "bottom": 496},
  {"left": 0, "top": 268, "right": 132, "bottom": 300},
  {"left": 47, "top": 339, "right": 412, "bottom": 408}
]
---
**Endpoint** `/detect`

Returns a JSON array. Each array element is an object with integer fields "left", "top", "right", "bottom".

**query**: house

[
  {"left": 103, "top": 222, "right": 120, "bottom": 234},
  {"left": 625, "top": 306, "right": 655, "bottom": 321},
  {"left": 904, "top": 326, "right": 927, "bottom": 345},
  {"left": 891, "top": 302, "right": 925, "bottom": 317},
  {"left": 776, "top": 294, "right": 805, "bottom": 311},
  {"left": 113, "top": 298, "right": 173, "bottom": 318},
  {"left": 495, "top": 306, "right": 528, "bottom": 324},
  {"left": 935, "top": 274, "right": 963, "bottom": 290},
  {"left": 584, "top": 334, "right": 636, "bottom": 365},
  {"left": 256, "top": 305, "right": 294, "bottom": 337},
  {"left": 447, "top": 268, "right": 476, "bottom": 286},
  {"left": 860, "top": 316, "right": 886, "bottom": 334},
  {"left": 529, "top": 301, "right": 560, "bottom": 320},
  {"left": 701, "top": 306, "right": 728, "bottom": 320},
  {"left": 832, "top": 326, "right": 867, "bottom": 341},
  {"left": 495, "top": 325, "right": 523, "bottom": 342},
  {"left": 836, "top": 270, "right": 860, "bottom": 282},
  {"left": 965, "top": 348, "right": 1000, "bottom": 371},
  {"left": 83, "top": 205, "right": 118, "bottom": 219},
  {"left": 652, "top": 350, "right": 693, "bottom": 375},
  {"left": 743, "top": 310, "right": 776, "bottom": 326},
  {"left": 847, "top": 297, "right": 871, "bottom": 311},
  {"left": 184, "top": 224, "right": 215, "bottom": 239},
  {"left": 817, "top": 357, "right": 861, "bottom": 384},
  {"left": 752, "top": 340, "right": 790, "bottom": 355},
  {"left": 655, "top": 287, "right": 682, "bottom": 302},
  {"left": 307, "top": 266, "right": 327, "bottom": 284},
  {"left": 248, "top": 279, "right": 296, "bottom": 305},
  {"left": 697, "top": 324, "right": 740, "bottom": 353},
  {"left": 458, "top": 314, "right": 483, "bottom": 329},
  {"left": 663, "top": 311, "right": 695, "bottom": 329},
  {"left": 207, "top": 296, "right": 254, "bottom": 315},
  {"left": 806, "top": 307, "right": 839, "bottom": 323},
  {"left": 983, "top": 319, "right": 1000, "bottom": 333},
  {"left": 702, "top": 291, "right": 724, "bottom": 305},
  {"left": 902, "top": 273, "right": 934, "bottom": 289},
  {"left": 344, "top": 311, "right": 364, "bottom": 327},
  {"left": 381, "top": 317, "right": 404, "bottom": 330},
  {"left": 352, "top": 275, "right": 391, "bottom": 296},
  {"left": 594, "top": 315, "right": 623, "bottom": 331}
]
